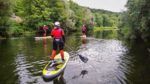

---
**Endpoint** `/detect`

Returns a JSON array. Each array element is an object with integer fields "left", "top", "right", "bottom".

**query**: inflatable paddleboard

[{"left": 42, "top": 52, "right": 69, "bottom": 80}]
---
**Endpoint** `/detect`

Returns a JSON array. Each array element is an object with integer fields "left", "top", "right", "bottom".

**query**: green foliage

[
  {"left": 0, "top": 0, "right": 121, "bottom": 37},
  {"left": 94, "top": 29, "right": 118, "bottom": 39},
  {"left": 91, "top": 9, "right": 120, "bottom": 27},
  {"left": 93, "top": 26, "right": 119, "bottom": 39},
  {"left": 0, "top": 0, "right": 13, "bottom": 37},
  {"left": 13, "top": 0, "right": 24, "bottom": 16},
  {"left": 94, "top": 13, "right": 103, "bottom": 27},
  {"left": 120, "top": 0, "right": 150, "bottom": 43},
  {"left": 0, "top": 0, "right": 12, "bottom": 24},
  {"left": 9, "top": 21, "right": 24, "bottom": 36},
  {"left": 65, "top": 1, "right": 93, "bottom": 32},
  {"left": 22, "top": 0, "right": 52, "bottom": 29},
  {"left": 49, "top": 0, "right": 67, "bottom": 21},
  {"left": 102, "top": 14, "right": 113, "bottom": 26}
]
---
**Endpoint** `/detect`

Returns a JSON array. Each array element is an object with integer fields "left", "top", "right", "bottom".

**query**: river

[{"left": 0, "top": 34, "right": 149, "bottom": 84}]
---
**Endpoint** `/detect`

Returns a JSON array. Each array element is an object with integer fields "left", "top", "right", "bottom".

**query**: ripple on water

[
  {"left": 14, "top": 53, "right": 49, "bottom": 84},
  {"left": 11, "top": 37, "right": 128, "bottom": 84},
  {"left": 65, "top": 38, "right": 127, "bottom": 84}
]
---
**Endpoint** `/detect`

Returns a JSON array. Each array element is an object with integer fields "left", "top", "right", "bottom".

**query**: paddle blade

[{"left": 78, "top": 54, "right": 88, "bottom": 63}]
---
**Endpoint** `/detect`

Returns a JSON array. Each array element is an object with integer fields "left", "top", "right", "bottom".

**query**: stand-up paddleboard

[
  {"left": 42, "top": 52, "right": 69, "bottom": 80},
  {"left": 34, "top": 36, "right": 51, "bottom": 40}
]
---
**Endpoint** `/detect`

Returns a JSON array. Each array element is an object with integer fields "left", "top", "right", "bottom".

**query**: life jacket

[
  {"left": 51, "top": 28, "right": 64, "bottom": 39},
  {"left": 82, "top": 26, "right": 86, "bottom": 32},
  {"left": 43, "top": 26, "right": 48, "bottom": 30}
]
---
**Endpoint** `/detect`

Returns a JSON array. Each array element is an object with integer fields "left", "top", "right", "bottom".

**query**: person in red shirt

[
  {"left": 43, "top": 25, "right": 48, "bottom": 37},
  {"left": 82, "top": 24, "right": 87, "bottom": 36},
  {"left": 50, "top": 21, "right": 65, "bottom": 64}
]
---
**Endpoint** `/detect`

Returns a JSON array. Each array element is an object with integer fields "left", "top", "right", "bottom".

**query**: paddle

[{"left": 65, "top": 44, "right": 88, "bottom": 63}]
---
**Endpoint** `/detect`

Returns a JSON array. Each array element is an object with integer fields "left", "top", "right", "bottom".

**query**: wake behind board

[
  {"left": 34, "top": 36, "right": 51, "bottom": 40},
  {"left": 42, "top": 52, "right": 69, "bottom": 80}
]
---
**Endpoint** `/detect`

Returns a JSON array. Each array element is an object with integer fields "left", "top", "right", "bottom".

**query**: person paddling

[
  {"left": 82, "top": 24, "right": 87, "bottom": 36},
  {"left": 43, "top": 25, "right": 48, "bottom": 37},
  {"left": 50, "top": 21, "right": 65, "bottom": 65},
  {"left": 81, "top": 24, "right": 87, "bottom": 39}
]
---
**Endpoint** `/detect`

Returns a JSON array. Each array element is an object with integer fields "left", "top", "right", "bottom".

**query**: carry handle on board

[{"left": 65, "top": 44, "right": 88, "bottom": 63}]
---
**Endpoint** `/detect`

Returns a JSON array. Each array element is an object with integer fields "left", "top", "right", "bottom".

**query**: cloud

[{"left": 73, "top": 0, "right": 127, "bottom": 12}]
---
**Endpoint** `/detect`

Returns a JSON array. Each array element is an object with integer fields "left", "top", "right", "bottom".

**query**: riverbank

[
  {"left": 0, "top": 36, "right": 6, "bottom": 39},
  {"left": 94, "top": 27, "right": 119, "bottom": 32}
]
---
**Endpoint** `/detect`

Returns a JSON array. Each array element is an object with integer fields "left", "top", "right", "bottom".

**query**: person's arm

[
  {"left": 62, "top": 30, "right": 65, "bottom": 43},
  {"left": 62, "top": 35, "right": 65, "bottom": 43},
  {"left": 51, "top": 29, "right": 54, "bottom": 37}
]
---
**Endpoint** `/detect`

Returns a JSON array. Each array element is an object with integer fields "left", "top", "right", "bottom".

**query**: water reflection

[
  {"left": 42, "top": 38, "right": 48, "bottom": 54},
  {"left": 94, "top": 30, "right": 118, "bottom": 39},
  {"left": 53, "top": 73, "right": 66, "bottom": 84},
  {"left": 118, "top": 41, "right": 150, "bottom": 84},
  {"left": 2, "top": 35, "right": 149, "bottom": 84},
  {"left": 81, "top": 35, "right": 86, "bottom": 43},
  {"left": 64, "top": 38, "right": 127, "bottom": 84},
  {"left": 42, "top": 71, "right": 66, "bottom": 84}
]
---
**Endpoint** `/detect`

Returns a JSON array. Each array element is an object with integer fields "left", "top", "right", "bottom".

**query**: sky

[{"left": 72, "top": 0, "right": 128, "bottom": 12}]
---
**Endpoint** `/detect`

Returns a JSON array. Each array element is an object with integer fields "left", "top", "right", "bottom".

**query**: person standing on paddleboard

[
  {"left": 50, "top": 21, "right": 65, "bottom": 64},
  {"left": 43, "top": 25, "right": 48, "bottom": 37},
  {"left": 82, "top": 24, "right": 87, "bottom": 36}
]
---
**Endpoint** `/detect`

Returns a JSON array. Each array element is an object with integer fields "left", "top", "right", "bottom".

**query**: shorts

[
  {"left": 82, "top": 31, "right": 86, "bottom": 34},
  {"left": 53, "top": 38, "right": 64, "bottom": 50}
]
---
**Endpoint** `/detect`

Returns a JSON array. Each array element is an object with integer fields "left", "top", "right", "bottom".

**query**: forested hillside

[
  {"left": 0, "top": 0, "right": 120, "bottom": 37},
  {"left": 90, "top": 9, "right": 120, "bottom": 27}
]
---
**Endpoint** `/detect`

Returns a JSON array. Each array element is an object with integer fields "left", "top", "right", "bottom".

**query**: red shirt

[
  {"left": 82, "top": 26, "right": 86, "bottom": 32},
  {"left": 51, "top": 28, "right": 64, "bottom": 39},
  {"left": 43, "top": 26, "right": 48, "bottom": 31}
]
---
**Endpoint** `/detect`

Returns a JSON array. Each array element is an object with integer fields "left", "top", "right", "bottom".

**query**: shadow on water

[
  {"left": 43, "top": 72, "right": 66, "bottom": 84},
  {"left": 72, "top": 70, "right": 88, "bottom": 79},
  {"left": 53, "top": 73, "right": 66, "bottom": 84},
  {"left": 53, "top": 76, "right": 66, "bottom": 84}
]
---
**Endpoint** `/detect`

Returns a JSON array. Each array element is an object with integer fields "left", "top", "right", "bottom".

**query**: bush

[{"left": 9, "top": 21, "right": 24, "bottom": 36}]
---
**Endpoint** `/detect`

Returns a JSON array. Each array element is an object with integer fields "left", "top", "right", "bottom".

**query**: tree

[
  {"left": 91, "top": 8, "right": 119, "bottom": 27},
  {"left": 121, "top": 0, "right": 150, "bottom": 43},
  {"left": 95, "top": 14, "right": 103, "bottom": 27},
  {"left": 21, "top": 0, "right": 53, "bottom": 29},
  {"left": 0, "top": 0, "right": 12, "bottom": 37}
]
